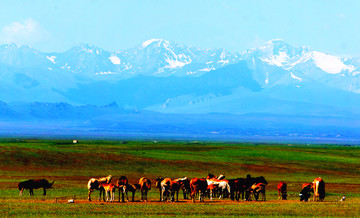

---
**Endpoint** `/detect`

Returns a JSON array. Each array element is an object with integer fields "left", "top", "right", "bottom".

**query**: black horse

[
  {"left": 228, "top": 178, "right": 246, "bottom": 201},
  {"left": 18, "top": 179, "right": 55, "bottom": 196}
]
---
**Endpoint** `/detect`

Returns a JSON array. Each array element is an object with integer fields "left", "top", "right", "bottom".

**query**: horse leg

[
  {"left": 125, "top": 187, "right": 129, "bottom": 202},
  {"left": 264, "top": 190, "right": 266, "bottom": 201},
  {"left": 43, "top": 187, "right": 46, "bottom": 196},
  {"left": 191, "top": 190, "right": 195, "bottom": 203},
  {"left": 122, "top": 186, "right": 126, "bottom": 202},
  {"left": 88, "top": 189, "right": 92, "bottom": 201},
  {"left": 132, "top": 191, "right": 135, "bottom": 202},
  {"left": 19, "top": 188, "right": 24, "bottom": 196},
  {"left": 176, "top": 190, "right": 179, "bottom": 202},
  {"left": 30, "top": 189, "right": 33, "bottom": 196},
  {"left": 118, "top": 188, "right": 121, "bottom": 202}
]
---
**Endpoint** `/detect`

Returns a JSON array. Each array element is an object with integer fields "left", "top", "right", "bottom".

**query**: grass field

[{"left": 0, "top": 139, "right": 359, "bottom": 217}]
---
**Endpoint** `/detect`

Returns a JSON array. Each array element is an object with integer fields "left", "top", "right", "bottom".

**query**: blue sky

[{"left": 0, "top": 0, "right": 359, "bottom": 56}]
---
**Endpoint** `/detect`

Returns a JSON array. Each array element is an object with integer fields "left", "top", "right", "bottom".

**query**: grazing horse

[
  {"left": 190, "top": 178, "right": 208, "bottom": 203},
  {"left": 299, "top": 183, "right": 313, "bottom": 201},
  {"left": 244, "top": 174, "right": 268, "bottom": 200},
  {"left": 228, "top": 178, "right": 246, "bottom": 201},
  {"left": 174, "top": 177, "right": 191, "bottom": 199},
  {"left": 116, "top": 176, "right": 129, "bottom": 202},
  {"left": 139, "top": 177, "right": 151, "bottom": 202},
  {"left": 18, "top": 179, "right": 55, "bottom": 196},
  {"left": 206, "top": 173, "right": 231, "bottom": 201},
  {"left": 100, "top": 183, "right": 117, "bottom": 202},
  {"left": 278, "top": 182, "right": 287, "bottom": 200},
  {"left": 313, "top": 177, "right": 325, "bottom": 202},
  {"left": 87, "top": 175, "right": 112, "bottom": 201},
  {"left": 249, "top": 183, "right": 266, "bottom": 201}
]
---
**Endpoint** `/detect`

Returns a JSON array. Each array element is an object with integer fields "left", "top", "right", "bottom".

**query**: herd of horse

[{"left": 18, "top": 174, "right": 325, "bottom": 203}]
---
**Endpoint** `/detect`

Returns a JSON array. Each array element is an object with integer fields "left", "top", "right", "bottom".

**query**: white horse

[{"left": 206, "top": 177, "right": 231, "bottom": 201}]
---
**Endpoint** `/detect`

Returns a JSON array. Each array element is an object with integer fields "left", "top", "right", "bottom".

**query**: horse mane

[{"left": 98, "top": 175, "right": 112, "bottom": 183}]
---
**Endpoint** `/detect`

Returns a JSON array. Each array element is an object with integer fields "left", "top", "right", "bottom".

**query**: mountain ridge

[{"left": 0, "top": 39, "right": 359, "bottom": 117}]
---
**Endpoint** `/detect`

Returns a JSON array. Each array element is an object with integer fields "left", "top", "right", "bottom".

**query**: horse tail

[
  {"left": 314, "top": 181, "right": 319, "bottom": 197},
  {"left": 226, "top": 182, "right": 231, "bottom": 194}
]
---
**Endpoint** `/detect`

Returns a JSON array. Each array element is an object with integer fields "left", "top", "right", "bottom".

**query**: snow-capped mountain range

[
  {"left": 2, "top": 39, "right": 360, "bottom": 142},
  {"left": 0, "top": 38, "right": 360, "bottom": 115}
]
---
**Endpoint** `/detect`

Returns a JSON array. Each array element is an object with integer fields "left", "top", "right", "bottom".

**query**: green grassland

[{"left": 0, "top": 139, "right": 359, "bottom": 217}]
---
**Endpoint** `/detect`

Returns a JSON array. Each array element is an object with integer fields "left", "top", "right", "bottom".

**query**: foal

[{"left": 100, "top": 183, "right": 117, "bottom": 202}]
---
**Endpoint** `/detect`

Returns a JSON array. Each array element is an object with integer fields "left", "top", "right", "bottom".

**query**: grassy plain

[{"left": 0, "top": 139, "right": 359, "bottom": 217}]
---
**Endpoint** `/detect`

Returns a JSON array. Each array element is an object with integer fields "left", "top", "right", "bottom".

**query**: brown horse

[
  {"left": 228, "top": 178, "right": 246, "bottom": 201},
  {"left": 87, "top": 175, "right": 112, "bottom": 201},
  {"left": 169, "top": 180, "right": 182, "bottom": 202},
  {"left": 139, "top": 177, "right": 151, "bottom": 202},
  {"left": 116, "top": 176, "right": 128, "bottom": 202},
  {"left": 122, "top": 183, "right": 141, "bottom": 202},
  {"left": 313, "top": 177, "right": 325, "bottom": 201},
  {"left": 277, "top": 182, "right": 287, "bottom": 200},
  {"left": 244, "top": 174, "right": 268, "bottom": 200},
  {"left": 173, "top": 177, "right": 191, "bottom": 199},
  {"left": 190, "top": 178, "right": 208, "bottom": 203},
  {"left": 18, "top": 179, "right": 54, "bottom": 196}
]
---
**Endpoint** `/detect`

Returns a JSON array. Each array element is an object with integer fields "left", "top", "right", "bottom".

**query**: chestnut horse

[
  {"left": 139, "top": 177, "right": 151, "bottom": 202},
  {"left": 100, "top": 183, "right": 117, "bottom": 202},
  {"left": 156, "top": 177, "right": 183, "bottom": 202},
  {"left": 277, "top": 182, "right": 287, "bottom": 200},
  {"left": 190, "top": 178, "right": 208, "bottom": 203},
  {"left": 249, "top": 183, "right": 266, "bottom": 201},
  {"left": 313, "top": 177, "right": 325, "bottom": 201},
  {"left": 87, "top": 175, "right": 112, "bottom": 201}
]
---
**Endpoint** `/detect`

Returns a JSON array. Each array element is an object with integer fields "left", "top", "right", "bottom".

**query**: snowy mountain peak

[
  {"left": 70, "top": 43, "right": 104, "bottom": 55},
  {"left": 142, "top": 39, "right": 165, "bottom": 48},
  {"left": 310, "top": 51, "right": 356, "bottom": 74}
]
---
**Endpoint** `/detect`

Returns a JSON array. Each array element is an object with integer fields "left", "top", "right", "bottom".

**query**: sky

[{"left": 0, "top": 0, "right": 359, "bottom": 56}]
